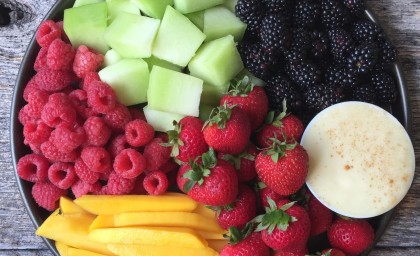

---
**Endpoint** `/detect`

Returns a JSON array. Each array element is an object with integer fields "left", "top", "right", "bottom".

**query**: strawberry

[
  {"left": 254, "top": 199, "right": 311, "bottom": 252},
  {"left": 220, "top": 225, "right": 270, "bottom": 256},
  {"left": 203, "top": 104, "right": 251, "bottom": 155},
  {"left": 256, "top": 101, "right": 304, "bottom": 148},
  {"left": 258, "top": 183, "right": 287, "bottom": 208},
  {"left": 220, "top": 76, "right": 269, "bottom": 131},
  {"left": 218, "top": 143, "right": 259, "bottom": 182},
  {"left": 321, "top": 248, "right": 347, "bottom": 256},
  {"left": 176, "top": 148, "right": 238, "bottom": 206},
  {"left": 255, "top": 138, "right": 309, "bottom": 196},
  {"left": 327, "top": 217, "right": 375, "bottom": 256},
  {"left": 306, "top": 190, "right": 333, "bottom": 236},
  {"left": 214, "top": 184, "right": 257, "bottom": 230},
  {"left": 165, "top": 116, "right": 209, "bottom": 163}
]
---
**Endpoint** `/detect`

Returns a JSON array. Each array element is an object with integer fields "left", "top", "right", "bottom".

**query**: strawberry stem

[
  {"left": 182, "top": 148, "right": 217, "bottom": 192},
  {"left": 253, "top": 198, "right": 296, "bottom": 234},
  {"left": 203, "top": 103, "right": 235, "bottom": 130}
]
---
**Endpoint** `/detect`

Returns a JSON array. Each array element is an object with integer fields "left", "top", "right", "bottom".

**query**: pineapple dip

[{"left": 301, "top": 101, "right": 415, "bottom": 218}]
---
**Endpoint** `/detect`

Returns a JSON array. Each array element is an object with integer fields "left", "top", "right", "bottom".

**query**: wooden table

[{"left": 0, "top": 0, "right": 419, "bottom": 255}]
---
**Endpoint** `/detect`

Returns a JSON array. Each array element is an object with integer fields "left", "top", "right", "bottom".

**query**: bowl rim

[{"left": 9, "top": 2, "right": 412, "bottom": 256}]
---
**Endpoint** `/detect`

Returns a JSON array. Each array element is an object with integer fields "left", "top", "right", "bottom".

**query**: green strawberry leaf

[
  {"left": 183, "top": 180, "right": 196, "bottom": 193},
  {"left": 183, "top": 169, "right": 202, "bottom": 182},
  {"left": 257, "top": 182, "right": 267, "bottom": 189}
]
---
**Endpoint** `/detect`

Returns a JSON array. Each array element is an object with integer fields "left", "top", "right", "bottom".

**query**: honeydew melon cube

[
  {"left": 188, "top": 35, "right": 244, "bottom": 86},
  {"left": 236, "top": 69, "right": 266, "bottom": 85},
  {"left": 106, "top": 0, "right": 140, "bottom": 24},
  {"left": 130, "top": 0, "right": 174, "bottom": 19},
  {"left": 199, "top": 104, "right": 215, "bottom": 122},
  {"left": 152, "top": 6, "right": 206, "bottom": 67},
  {"left": 73, "top": 0, "right": 104, "bottom": 7},
  {"left": 147, "top": 66, "right": 203, "bottom": 117},
  {"left": 203, "top": 6, "right": 247, "bottom": 42},
  {"left": 98, "top": 59, "right": 150, "bottom": 106},
  {"left": 104, "top": 13, "right": 160, "bottom": 59},
  {"left": 224, "top": 0, "right": 238, "bottom": 12},
  {"left": 144, "top": 56, "right": 183, "bottom": 72},
  {"left": 201, "top": 82, "right": 230, "bottom": 106},
  {"left": 143, "top": 105, "right": 185, "bottom": 132},
  {"left": 174, "top": 0, "right": 224, "bottom": 14},
  {"left": 103, "top": 49, "right": 122, "bottom": 67},
  {"left": 185, "top": 11, "right": 204, "bottom": 30},
  {"left": 64, "top": 2, "right": 109, "bottom": 53}
]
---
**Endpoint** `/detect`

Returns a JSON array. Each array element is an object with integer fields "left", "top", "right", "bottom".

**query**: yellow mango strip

[
  {"left": 89, "top": 227, "right": 208, "bottom": 248},
  {"left": 68, "top": 248, "right": 108, "bottom": 256},
  {"left": 55, "top": 241, "right": 69, "bottom": 256},
  {"left": 193, "top": 204, "right": 216, "bottom": 219},
  {"left": 60, "top": 196, "right": 86, "bottom": 215},
  {"left": 199, "top": 231, "right": 226, "bottom": 240},
  {"left": 107, "top": 244, "right": 219, "bottom": 256},
  {"left": 207, "top": 239, "right": 228, "bottom": 252},
  {"left": 36, "top": 210, "right": 115, "bottom": 256},
  {"left": 74, "top": 193, "right": 197, "bottom": 215},
  {"left": 111, "top": 212, "right": 225, "bottom": 233},
  {"left": 89, "top": 215, "right": 115, "bottom": 231}
]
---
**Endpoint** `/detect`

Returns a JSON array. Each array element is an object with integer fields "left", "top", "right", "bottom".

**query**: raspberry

[
  {"left": 36, "top": 20, "right": 61, "bottom": 48},
  {"left": 17, "top": 153, "right": 49, "bottom": 183},
  {"left": 71, "top": 179, "right": 101, "bottom": 198},
  {"left": 143, "top": 171, "right": 169, "bottom": 195},
  {"left": 19, "top": 104, "right": 40, "bottom": 126},
  {"left": 55, "top": 21, "right": 70, "bottom": 43},
  {"left": 83, "top": 116, "right": 112, "bottom": 147},
  {"left": 49, "top": 124, "right": 86, "bottom": 153},
  {"left": 46, "top": 39, "right": 76, "bottom": 71},
  {"left": 113, "top": 148, "right": 147, "bottom": 179},
  {"left": 23, "top": 78, "right": 42, "bottom": 102},
  {"left": 27, "top": 90, "right": 50, "bottom": 119},
  {"left": 73, "top": 45, "right": 104, "bottom": 78},
  {"left": 160, "top": 159, "right": 180, "bottom": 174},
  {"left": 129, "top": 107, "right": 147, "bottom": 121},
  {"left": 143, "top": 138, "right": 172, "bottom": 172},
  {"left": 103, "top": 171, "right": 136, "bottom": 195},
  {"left": 99, "top": 167, "right": 113, "bottom": 181},
  {"left": 32, "top": 181, "right": 67, "bottom": 211},
  {"left": 41, "top": 141, "right": 79, "bottom": 163},
  {"left": 103, "top": 102, "right": 132, "bottom": 132},
  {"left": 34, "top": 47, "right": 48, "bottom": 72},
  {"left": 81, "top": 146, "right": 111, "bottom": 173},
  {"left": 86, "top": 81, "right": 117, "bottom": 114},
  {"left": 41, "top": 93, "right": 77, "bottom": 128},
  {"left": 108, "top": 134, "right": 130, "bottom": 159},
  {"left": 48, "top": 162, "right": 77, "bottom": 189},
  {"left": 23, "top": 121, "right": 52, "bottom": 146},
  {"left": 68, "top": 89, "right": 98, "bottom": 119},
  {"left": 125, "top": 119, "right": 155, "bottom": 147},
  {"left": 74, "top": 158, "right": 101, "bottom": 184},
  {"left": 130, "top": 173, "right": 147, "bottom": 195},
  {"left": 35, "top": 68, "right": 76, "bottom": 92},
  {"left": 81, "top": 72, "right": 101, "bottom": 91}
]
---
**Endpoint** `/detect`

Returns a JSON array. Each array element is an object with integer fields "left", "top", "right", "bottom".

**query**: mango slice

[
  {"left": 60, "top": 196, "right": 86, "bottom": 215},
  {"left": 68, "top": 248, "right": 109, "bottom": 256},
  {"left": 55, "top": 241, "right": 69, "bottom": 256},
  {"left": 198, "top": 231, "right": 226, "bottom": 240},
  {"left": 89, "top": 227, "right": 208, "bottom": 248},
  {"left": 193, "top": 204, "right": 216, "bottom": 219},
  {"left": 74, "top": 193, "right": 197, "bottom": 215},
  {"left": 207, "top": 239, "right": 228, "bottom": 252},
  {"left": 89, "top": 215, "right": 115, "bottom": 231},
  {"left": 107, "top": 244, "right": 219, "bottom": 256}
]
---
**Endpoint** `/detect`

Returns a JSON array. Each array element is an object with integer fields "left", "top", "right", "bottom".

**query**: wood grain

[{"left": 0, "top": 0, "right": 419, "bottom": 255}]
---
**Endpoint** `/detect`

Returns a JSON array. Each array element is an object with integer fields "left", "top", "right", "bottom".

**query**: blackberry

[
  {"left": 343, "top": 0, "right": 365, "bottom": 16},
  {"left": 371, "top": 72, "right": 397, "bottom": 103},
  {"left": 290, "top": 28, "right": 311, "bottom": 53},
  {"left": 321, "top": 0, "right": 350, "bottom": 29},
  {"left": 286, "top": 61, "right": 322, "bottom": 90},
  {"left": 235, "top": 0, "right": 264, "bottom": 39},
  {"left": 238, "top": 42, "right": 278, "bottom": 81},
  {"left": 304, "top": 83, "right": 345, "bottom": 112},
  {"left": 324, "top": 65, "right": 359, "bottom": 90},
  {"left": 293, "top": 0, "right": 321, "bottom": 28},
  {"left": 328, "top": 28, "right": 355, "bottom": 63},
  {"left": 376, "top": 37, "right": 397, "bottom": 70},
  {"left": 351, "top": 83, "right": 377, "bottom": 103},
  {"left": 309, "top": 30, "right": 329, "bottom": 59},
  {"left": 260, "top": 14, "right": 291, "bottom": 54},
  {"left": 263, "top": 0, "right": 292, "bottom": 14},
  {"left": 351, "top": 20, "right": 382, "bottom": 43},
  {"left": 347, "top": 42, "right": 378, "bottom": 74},
  {"left": 265, "top": 74, "right": 304, "bottom": 112}
]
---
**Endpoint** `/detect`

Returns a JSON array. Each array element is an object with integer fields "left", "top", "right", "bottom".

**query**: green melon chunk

[
  {"left": 174, "top": 0, "right": 224, "bottom": 14},
  {"left": 98, "top": 59, "right": 150, "bottom": 106},
  {"left": 144, "top": 56, "right": 183, "bottom": 72},
  {"left": 223, "top": 0, "right": 238, "bottom": 12},
  {"left": 152, "top": 6, "right": 206, "bottom": 67},
  {"left": 73, "top": 0, "right": 104, "bottom": 7},
  {"left": 64, "top": 2, "right": 109, "bottom": 53},
  {"left": 147, "top": 66, "right": 203, "bottom": 117},
  {"left": 236, "top": 68, "right": 266, "bottom": 85},
  {"left": 107, "top": 0, "right": 140, "bottom": 24},
  {"left": 201, "top": 82, "right": 230, "bottom": 106},
  {"left": 103, "top": 49, "right": 122, "bottom": 67},
  {"left": 188, "top": 35, "right": 244, "bottom": 86},
  {"left": 203, "top": 6, "right": 246, "bottom": 42},
  {"left": 130, "top": 0, "right": 174, "bottom": 19},
  {"left": 199, "top": 104, "right": 215, "bottom": 122},
  {"left": 185, "top": 11, "right": 204, "bottom": 30},
  {"left": 105, "top": 13, "right": 160, "bottom": 59},
  {"left": 143, "top": 105, "right": 185, "bottom": 132}
]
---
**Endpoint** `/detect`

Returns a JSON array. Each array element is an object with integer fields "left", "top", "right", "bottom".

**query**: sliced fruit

[
  {"left": 143, "top": 105, "right": 185, "bottom": 132},
  {"left": 203, "top": 6, "right": 246, "bottom": 42},
  {"left": 89, "top": 215, "right": 115, "bottom": 231},
  {"left": 185, "top": 11, "right": 204, "bottom": 30},
  {"left": 59, "top": 196, "right": 85, "bottom": 215},
  {"left": 152, "top": 6, "right": 206, "bottom": 67},
  {"left": 188, "top": 35, "right": 244, "bottom": 86},
  {"left": 144, "top": 55, "right": 183, "bottom": 72},
  {"left": 98, "top": 58, "right": 149, "bottom": 106},
  {"left": 55, "top": 241, "right": 69, "bottom": 256},
  {"left": 193, "top": 203, "right": 216, "bottom": 219},
  {"left": 207, "top": 239, "right": 228, "bottom": 252},
  {"left": 130, "top": 0, "right": 174, "bottom": 19},
  {"left": 174, "top": 0, "right": 224, "bottom": 14},
  {"left": 103, "top": 49, "right": 122, "bottom": 67},
  {"left": 104, "top": 13, "right": 160, "bottom": 58},
  {"left": 68, "top": 248, "right": 108, "bottom": 256},
  {"left": 107, "top": 244, "right": 218, "bottom": 256},
  {"left": 73, "top": 0, "right": 104, "bottom": 7},
  {"left": 147, "top": 66, "right": 203, "bottom": 117},
  {"left": 236, "top": 68, "right": 266, "bottom": 86},
  {"left": 64, "top": 2, "right": 109, "bottom": 53},
  {"left": 201, "top": 82, "right": 230, "bottom": 106},
  {"left": 198, "top": 231, "right": 226, "bottom": 240},
  {"left": 199, "top": 104, "right": 215, "bottom": 122},
  {"left": 223, "top": 0, "right": 238, "bottom": 12},
  {"left": 106, "top": 0, "right": 140, "bottom": 24}
]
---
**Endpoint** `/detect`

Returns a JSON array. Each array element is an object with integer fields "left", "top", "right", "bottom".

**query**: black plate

[{"left": 10, "top": 1, "right": 411, "bottom": 256}]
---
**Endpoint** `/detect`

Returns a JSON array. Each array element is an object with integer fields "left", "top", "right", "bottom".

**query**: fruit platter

[{"left": 10, "top": 0, "right": 414, "bottom": 256}]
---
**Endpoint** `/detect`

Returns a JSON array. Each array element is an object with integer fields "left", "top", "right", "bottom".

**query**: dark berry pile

[{"left": 235, "top": 0, "right": 398, "bottom": 118}]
